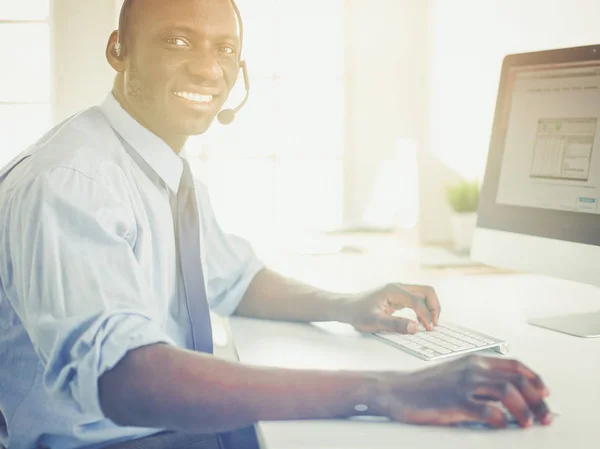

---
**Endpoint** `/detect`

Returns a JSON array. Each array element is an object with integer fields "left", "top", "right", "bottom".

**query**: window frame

[
  {"left": 189, "top": 0, "right": 347, "bottom": 236},
  {"left": 0, "top": 7, "right": 51, "bottom": 166}
]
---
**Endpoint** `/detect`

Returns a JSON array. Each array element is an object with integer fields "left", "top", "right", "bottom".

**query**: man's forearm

[
  {"left": 100, "top": 343, "right": 385, "bottom": 434},
  {"left": 235, "top": 268, "right": 352, "bottom": 323}
]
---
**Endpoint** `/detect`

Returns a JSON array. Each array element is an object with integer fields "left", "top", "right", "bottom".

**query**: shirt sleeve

[
  {"left": 196, "top": 185, "right": 264, "bottom": 317},
  {"left": 0, "top": 166, "right": 175, "bottom": 419}
]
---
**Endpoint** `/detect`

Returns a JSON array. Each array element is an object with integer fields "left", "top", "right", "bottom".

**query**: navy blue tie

[{"left": 177, "top": 159, "right": 213, "bottom": 354}]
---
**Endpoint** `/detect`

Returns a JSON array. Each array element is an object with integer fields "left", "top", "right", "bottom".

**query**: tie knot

[{"left": 179, "top": 159, "right": 195, "bottom": 197}]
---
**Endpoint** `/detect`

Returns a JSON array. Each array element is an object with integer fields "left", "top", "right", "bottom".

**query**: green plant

[{"left": 446, "top": 180, "right": 480, "bottom": 213}]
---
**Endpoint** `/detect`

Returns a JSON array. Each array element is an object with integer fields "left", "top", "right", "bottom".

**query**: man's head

[{"left": 106, "top": 0, "right": 242, "bottom": 151}]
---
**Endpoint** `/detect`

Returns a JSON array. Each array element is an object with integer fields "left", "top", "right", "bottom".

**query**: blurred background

[{"left": 3, "top": 0, "right": 600, "bottom": 264}]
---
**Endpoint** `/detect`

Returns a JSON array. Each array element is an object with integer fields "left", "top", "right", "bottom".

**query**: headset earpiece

[{"left": 113, "top": 42, "right": 123, "bottom": 59}]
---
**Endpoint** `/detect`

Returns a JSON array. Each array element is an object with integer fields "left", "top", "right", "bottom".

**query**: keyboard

[{"left": 373, "top": 323, "right": 510, "bottom": 361}]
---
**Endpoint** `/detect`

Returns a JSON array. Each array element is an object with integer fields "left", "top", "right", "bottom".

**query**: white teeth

[{"left": 174, "top": 92, "right": 213, "bottom": 103}]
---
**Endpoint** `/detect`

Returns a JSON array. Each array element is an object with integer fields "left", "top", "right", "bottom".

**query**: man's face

[{"left": 117, "top": 0, "right": 240, "bottom": 142}]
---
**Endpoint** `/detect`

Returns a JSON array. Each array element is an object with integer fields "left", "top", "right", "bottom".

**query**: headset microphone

[
  {"left": 217, "top": 60, "right": 250, "bottom": 125},
  {"left": 217, "top": 0, "right": 249, "bottom": 125}
]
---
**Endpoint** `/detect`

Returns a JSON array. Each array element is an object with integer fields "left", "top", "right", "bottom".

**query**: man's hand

[
  {"left": 339, "top": 283, "right": 441, "bottom": 334},
  {"left": 372, "top": 354, "right": 552, "bottom": 428}
]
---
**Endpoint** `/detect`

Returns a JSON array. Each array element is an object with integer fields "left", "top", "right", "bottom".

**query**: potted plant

[{"left": 446, "top": 179, "right": 480, "bottom": 253}]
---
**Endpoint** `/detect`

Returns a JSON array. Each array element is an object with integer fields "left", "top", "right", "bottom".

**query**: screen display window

[{"left": 496, "top": 61, "right": 600, "bottom": 215}]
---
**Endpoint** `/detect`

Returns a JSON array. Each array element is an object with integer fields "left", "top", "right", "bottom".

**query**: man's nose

[{"left": 185, "top": 52, "right": 223, "bottom": 81}]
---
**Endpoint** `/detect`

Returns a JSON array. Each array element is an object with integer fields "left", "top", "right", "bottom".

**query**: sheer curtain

[{"left": 187, "top": 0, "right": 346, "bottom": 250}]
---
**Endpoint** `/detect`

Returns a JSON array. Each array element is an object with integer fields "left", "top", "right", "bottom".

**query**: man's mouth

[{"left": 173, "top": 91, "right": 214, "bottom": 104}]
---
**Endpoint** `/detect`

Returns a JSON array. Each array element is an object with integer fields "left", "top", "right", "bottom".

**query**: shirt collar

[{"left": 100, "top": 92, "right": 183, "bottom": 194}]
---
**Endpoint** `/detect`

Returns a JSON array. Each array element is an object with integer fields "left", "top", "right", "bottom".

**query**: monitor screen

[{"left": 478, "top": 45, "right": 600, "bottom": 248}]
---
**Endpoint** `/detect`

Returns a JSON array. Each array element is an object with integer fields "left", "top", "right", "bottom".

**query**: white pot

[{"left": 451, "top": 212, "right": 477, "bottom": 253}]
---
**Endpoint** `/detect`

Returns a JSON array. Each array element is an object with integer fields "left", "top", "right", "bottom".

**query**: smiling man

[{"left": 0, "top": 1, "right": 552, "bottom": 448}]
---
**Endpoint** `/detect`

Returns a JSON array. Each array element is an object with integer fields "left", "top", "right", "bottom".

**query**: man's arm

[
  {"left": 100, "top": 344, "right": 552, "bottom": 433},
  {"left": 235, "top": 268, "right": 443, "bottom": 335},
  {"left": 2, "top": 168, "right": 177, "bottom": 418},
  {"left": 234, "top": 268, "right": 350, "bottom": 322},
  {"left": 100, "top": 343, "right": 380, "bottom": 434}
]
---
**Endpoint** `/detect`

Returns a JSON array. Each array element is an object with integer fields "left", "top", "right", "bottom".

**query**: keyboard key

[
  {"left": 449, "top": 333, "right": 488, "bottom": 347},
  {"left": 427, "top": 337, "right": 458, "bottom": 351},
  {"left": 413, "top": 347, "right": 436, "bottom": 358},
  {"left": 438, "top": 335, "right": 475, "bottom": 349},
  {"left": 425, "top": 343, "right": 452, "bottom": 355}
]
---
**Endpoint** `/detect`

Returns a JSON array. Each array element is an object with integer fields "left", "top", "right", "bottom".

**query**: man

[{"left": 0, "top": 0, "right": 552, "bottom": 448}]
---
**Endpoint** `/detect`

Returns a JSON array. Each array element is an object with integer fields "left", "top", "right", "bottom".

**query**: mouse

[{"left": 454, "top": 402, "right": 558, "bottom": 430}]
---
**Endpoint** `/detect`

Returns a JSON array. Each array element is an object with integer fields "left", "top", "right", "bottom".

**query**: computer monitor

[{"left": 471, "top": 44, "right": 600, "bottom": 338}]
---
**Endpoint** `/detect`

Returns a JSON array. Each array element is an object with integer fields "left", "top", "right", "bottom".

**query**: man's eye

[
  {"left": 219, "top": 46, "right": 236, "bottom": 56},
  {"left": 166, "top": 38, "right": 189, "bottom": 48}
]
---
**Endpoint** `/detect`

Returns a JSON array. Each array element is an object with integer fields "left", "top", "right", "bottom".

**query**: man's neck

[{"left": 111, "top": 85, "right": 187, "bottom": 154}]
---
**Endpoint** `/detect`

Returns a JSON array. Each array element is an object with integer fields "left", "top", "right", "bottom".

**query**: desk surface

[{"left": 230, "top": 272, "right": 600, "bottom": 449}]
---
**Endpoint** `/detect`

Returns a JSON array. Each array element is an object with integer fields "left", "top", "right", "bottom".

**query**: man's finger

[
  {"left": 483, "top": 358, "right": 549, "bottom": 395},
  {"left": 472, "top": 382, "right": 534, "bottom": 428},
  {"left": 485, "top": 371, "right": 552, "bottom": 425},
  {"left": 378, "top": 316, "right": 418, "bottom": 335},
  {"left": 400, "top": 285, "right": 441, "bottom": 327},
  {"left": 464, "top": 401, "right": 507, "bottom": 429},
  {"left": 423, "top": 287, "right": 441, "bottom": 326},
  {"left": 390, "top": 284, "right": 433, "bottom": 330},
  {"left": 409, "top": 298, "right": 434, "bottom": 331}
]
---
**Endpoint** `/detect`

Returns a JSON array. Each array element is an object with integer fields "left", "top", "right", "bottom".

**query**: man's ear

[{"left": 106, "top": 30, "right": 126, "bottom": 72}]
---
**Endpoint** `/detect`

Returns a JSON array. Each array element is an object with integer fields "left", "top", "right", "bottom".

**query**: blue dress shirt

[{"left": 0, "top": 93, "right": 264, "bottom": 449}]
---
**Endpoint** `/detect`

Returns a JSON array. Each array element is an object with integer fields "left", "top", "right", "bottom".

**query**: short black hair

[{"left": 116, "top": 0, "right": 244, "bottom": 59}]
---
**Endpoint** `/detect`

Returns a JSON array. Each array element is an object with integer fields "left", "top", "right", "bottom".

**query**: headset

[{"left": 113, "top": 0, "right": 250, "bottom": 125}]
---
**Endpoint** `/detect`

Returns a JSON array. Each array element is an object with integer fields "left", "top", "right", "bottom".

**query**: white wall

[
  {"left": 50, "top": 0, "right": 120, "bottom": 123},
  {"left": 429, "top": 0, "right": 600, "bottom": 180}
]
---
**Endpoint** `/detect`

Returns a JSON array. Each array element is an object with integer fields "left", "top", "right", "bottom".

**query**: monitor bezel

[{"left": 478, "top": 44, "right": 600, "bottom": 247}]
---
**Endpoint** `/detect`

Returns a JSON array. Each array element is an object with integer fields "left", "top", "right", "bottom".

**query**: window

[
  {"left": 0, "top": 0, "right": 51, "bottom": 168},
  {"left": 188, "top": 0, "right": 345, "bottom": 249}
]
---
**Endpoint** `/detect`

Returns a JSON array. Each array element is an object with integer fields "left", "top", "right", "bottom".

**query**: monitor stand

[{"left": 528, "top": 310, "right": 600, "bottom": 338}]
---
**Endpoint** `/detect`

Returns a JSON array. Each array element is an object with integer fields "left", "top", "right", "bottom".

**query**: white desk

[{"left": 230, "top": 273, "right": 600, "bottom": 449}]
